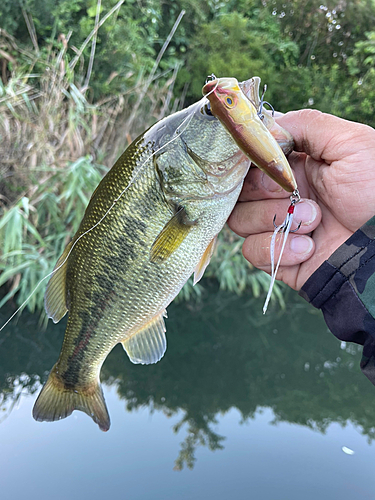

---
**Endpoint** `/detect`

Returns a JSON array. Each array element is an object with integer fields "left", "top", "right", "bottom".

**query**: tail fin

[{"left": 32, "top": 367, "right": 110, "bottom": 431}]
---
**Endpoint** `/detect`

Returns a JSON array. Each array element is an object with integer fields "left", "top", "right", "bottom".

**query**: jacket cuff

[{"left": 300, "top": 217, "right": 375, "bottom": 384}]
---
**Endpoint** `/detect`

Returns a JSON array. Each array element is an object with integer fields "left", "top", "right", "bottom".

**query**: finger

[
  {"left": 239, "top": 166, "right": 292, "bottom": 201},
  {"left": 242, "top": 232, "right": 315, "bottom": 269},
  {"left": 228, "top": 198, "right": 321, "bottom": 237},
  {"left": 276, "top": 109, "right": 375, "bottom": 163}
]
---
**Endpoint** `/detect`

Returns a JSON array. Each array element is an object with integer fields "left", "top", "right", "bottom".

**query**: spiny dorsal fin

[
  {"left": 150, "top": 206, "right": 196, "bottom": 263},
  {"left": 44, "top": 241, "right": 73, "bottom": 323},
  {"left": 194, "top": 235, "right": 217, "bottom": 285},
  {"left": 122, "top": 311, "right": 168, "bottom": 364}
]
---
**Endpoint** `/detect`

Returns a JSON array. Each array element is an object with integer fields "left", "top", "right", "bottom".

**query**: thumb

[{"left": 276, "top": 109, "right": 371, "bottom": 163}]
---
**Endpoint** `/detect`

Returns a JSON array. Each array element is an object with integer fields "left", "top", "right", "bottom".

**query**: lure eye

[{"left": 225, "top": 96, "right": 235, "bottom": 108}]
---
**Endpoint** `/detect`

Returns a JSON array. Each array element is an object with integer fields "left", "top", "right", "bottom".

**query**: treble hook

[
  {"left": 258, "top": 84, "right": 275, "bottom": 119},
  {"left": 263, "top": 101, "right": 275, "bottom": 117},
  {"left": 258, "top": 84, "right": 267, "bottom": 120},
  {"left": 205, "top": 73, "right": 217, "bottom": 84},
  {"left": 272, "top": 215, "right": 302, "bottom": 233},
  {"left": 264, "top": 189, "right": 301, "bottom": 314}
]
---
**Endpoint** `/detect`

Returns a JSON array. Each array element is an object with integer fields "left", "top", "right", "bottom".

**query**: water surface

[{"left": 0, "top": 287, "right": 374, "bottom": 499}]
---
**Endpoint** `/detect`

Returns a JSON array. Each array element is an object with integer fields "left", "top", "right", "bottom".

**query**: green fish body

[{"left": 33, "top": 98, "right": 251, "bottom": 430}]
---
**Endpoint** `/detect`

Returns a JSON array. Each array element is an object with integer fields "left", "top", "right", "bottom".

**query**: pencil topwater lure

[{"left": 202, "top": 76, "right": 300, "bottom": 313}]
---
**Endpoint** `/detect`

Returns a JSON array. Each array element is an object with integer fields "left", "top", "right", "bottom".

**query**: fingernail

[
  {"left": 290, "top": 235, "right": 313, "bottom": 254},
  {"left": 294, "top": 200, "right": 317, "bottom": 225},
  {"left": 261, "top": 172, "right": 283, "bottom": 192}
]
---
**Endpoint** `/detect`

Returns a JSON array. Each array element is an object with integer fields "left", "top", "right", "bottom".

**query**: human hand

[{"left": 227, "top": 109, "right": 375, "bottom": 290}]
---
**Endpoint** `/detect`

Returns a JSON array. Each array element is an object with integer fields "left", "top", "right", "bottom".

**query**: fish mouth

[{"left": 202, "top": 76, "right": 297, "bottom": 192}]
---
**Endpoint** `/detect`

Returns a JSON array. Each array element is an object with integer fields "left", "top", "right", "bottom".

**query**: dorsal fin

[
  {"left": 44, "top": 241, "right": 73, "bottom": 323},
  {"left": 122, "top": 311, "right": 168, "bottom": 364},
  {"left": 194, "top": 235, "right": 217, "bottom": 285}
]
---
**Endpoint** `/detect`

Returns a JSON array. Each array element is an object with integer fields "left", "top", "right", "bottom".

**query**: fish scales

[{"left": 33, "top": 78, "right": 294, "bottom": 430}]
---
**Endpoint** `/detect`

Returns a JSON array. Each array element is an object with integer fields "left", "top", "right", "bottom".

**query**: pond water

[{"left": 0, "top": 287, "right": 374, "bottom": 499}]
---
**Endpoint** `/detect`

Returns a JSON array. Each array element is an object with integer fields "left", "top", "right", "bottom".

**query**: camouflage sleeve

[{"left": 299, "top": 216, "right": 375, "bottom": 386}]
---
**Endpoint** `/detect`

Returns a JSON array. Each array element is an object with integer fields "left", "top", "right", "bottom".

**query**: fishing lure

[{"left": 202, "top": 76, "right": 301, "bottom": 313}]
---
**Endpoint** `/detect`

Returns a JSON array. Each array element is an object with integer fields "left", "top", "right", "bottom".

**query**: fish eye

[{"left": 201, "top": 102, "right": 213, "bottom": 116}]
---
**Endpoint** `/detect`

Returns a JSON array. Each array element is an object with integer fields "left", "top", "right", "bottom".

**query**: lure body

[
  {"left": 33, "top": 78, "right": 295, "bottom": 431},
  {"left": 203, "top": 77, "right": 297, "bottom": 192},
  {"left": 239, "top": 76, "right": 294, "bottom": 156}
]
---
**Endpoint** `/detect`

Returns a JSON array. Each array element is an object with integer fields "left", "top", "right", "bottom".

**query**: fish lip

[
  {"left": 202, "top": 79, "right": 218, "bottom": 96},
  {"left": 202, "top": 77, "right": 240, "bottom": 97},
  {"left": 238, "top": 77, "right": 260, "bottom": 106}
]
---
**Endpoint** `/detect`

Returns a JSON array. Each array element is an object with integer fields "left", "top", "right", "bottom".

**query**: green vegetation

[{"left": 1, "top": 0, "right": 375, "bottom": 313}]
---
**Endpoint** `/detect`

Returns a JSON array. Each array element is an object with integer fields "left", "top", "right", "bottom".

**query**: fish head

[
  {"left": 202, "top": 77, "right": 297, "bottom": 192},
  {"left": 148, "top": 93, "right": 252, "bottom": 200}
]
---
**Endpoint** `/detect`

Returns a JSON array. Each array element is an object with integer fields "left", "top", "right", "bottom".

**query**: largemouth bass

[{"left": 33, "top": 77, "right": 294, "bottom": 431}]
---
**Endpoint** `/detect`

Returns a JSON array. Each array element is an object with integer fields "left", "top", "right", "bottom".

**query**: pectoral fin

[
  {"left": 150, "top": 206, "right": 195, "bottom": 263},
  {"left": 194, "top": 235, "right": 217, "bottom": 285},
  {"left": 44, "top": 241, "right": 73, "bottom": 323},
  {"left": 122, "top": 311, "right": 168, "bottom": 364}
]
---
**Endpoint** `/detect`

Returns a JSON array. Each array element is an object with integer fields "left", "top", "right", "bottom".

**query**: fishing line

[{"left": 0, "top": 82, "right": 219, "bottom": 333}]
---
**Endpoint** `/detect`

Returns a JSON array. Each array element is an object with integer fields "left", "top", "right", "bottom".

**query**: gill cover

[{"left": 202, "top": 77, "right": 297, "bottom": 192}]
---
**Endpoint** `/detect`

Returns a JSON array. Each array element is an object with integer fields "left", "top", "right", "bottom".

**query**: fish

[
  {"left": 33, "top": 76, "right": 294, "bottom": 431},
  {"left": 203, "top": 77, "right": 297, "bottom": 192}
]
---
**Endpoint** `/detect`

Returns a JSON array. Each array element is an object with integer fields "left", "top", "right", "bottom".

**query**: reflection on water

[{"left": 0, "top": 286, "right": 374, "bottom": 469}]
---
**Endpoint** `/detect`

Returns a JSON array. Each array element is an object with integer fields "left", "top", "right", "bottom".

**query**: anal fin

[
  {"left": 194, "top": 235, "right": 217, "bottom": 285},
  {"left": 122, "top": 311, "right": 167, "bottom": 365},
  {"left": 44, "top": 241, "right": 73, "bottom": 323}
]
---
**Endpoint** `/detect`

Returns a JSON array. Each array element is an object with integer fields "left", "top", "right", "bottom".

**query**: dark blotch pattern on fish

[{"left": 62, "top": 217, "right": 148, "bottom": 386}]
